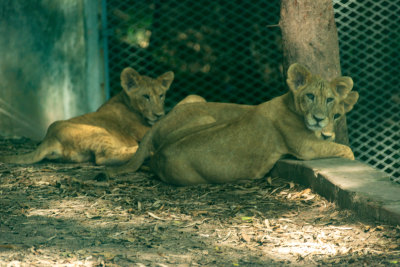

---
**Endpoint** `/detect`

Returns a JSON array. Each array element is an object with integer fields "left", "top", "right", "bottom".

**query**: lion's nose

[
  {"left": 154, "top": 112, "right": 164, "bottom": 120},
  {"left": 313, "top": 115, "right": 324, "bottom": 123}
]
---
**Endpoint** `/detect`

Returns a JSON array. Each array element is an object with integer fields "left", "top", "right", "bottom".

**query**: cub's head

[
  {"left": 286, "top": 63, "right": 354, "bottom": 132},
  {"left": 121, "top": 68, "right": 174, "bottom": 125},
  {"left": 316, "top": 91, "right": 359, "bottom": 141}
]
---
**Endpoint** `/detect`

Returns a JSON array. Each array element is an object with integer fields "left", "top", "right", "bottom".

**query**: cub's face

[
  {"left": 315, "top": 90, "right": 359, "bottom": 141},
  {"left": 297, "top": 79, "right": 337, "bottom": 131},
  {"left": 314, "top": 101, "right": 343, "bottom": 141},
  {"left": 286, "top": 63, "right": 354, "bottom": 133},
  {"left": 121, "top": 68, "right": 174, "bottom": 125}
]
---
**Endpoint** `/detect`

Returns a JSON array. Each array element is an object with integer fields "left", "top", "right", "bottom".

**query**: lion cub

[
  {"left": 0, "top": 68, "right": 174, "bottom": 165},
  {"left": 108, "top": 63, "right": 358, "bottom": 185}
]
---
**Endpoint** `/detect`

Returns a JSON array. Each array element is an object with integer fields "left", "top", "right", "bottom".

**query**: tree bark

[{"left": 279, "top": 0, "right": 349, "bottom": 145}]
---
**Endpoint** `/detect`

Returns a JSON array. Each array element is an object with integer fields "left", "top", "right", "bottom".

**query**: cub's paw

[{"left": 341, "top": 146, "right": 355, "bottom": 160}]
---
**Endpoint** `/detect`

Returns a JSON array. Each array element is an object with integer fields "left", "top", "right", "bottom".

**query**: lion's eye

[
  {"left": 334, "top": 113, "right": 341, "bottom": 120},
  {"left": 143, "top": 94, "right": 150, "bottom": 101},
  {"left": 327, "top": 97, "right": 334, "bottom": 103},
  {"left": 306, "top": 93, "right": 314, "bottom": 101}
]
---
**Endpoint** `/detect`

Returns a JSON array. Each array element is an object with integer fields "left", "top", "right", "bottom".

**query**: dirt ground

[{"left": 0, "top": 138, "right": 400, "bottom": 266}]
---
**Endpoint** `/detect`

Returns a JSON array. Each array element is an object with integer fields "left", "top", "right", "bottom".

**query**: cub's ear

[
  {"left": 286, "top": 63, "right": 312, "bottom": 92},
  {"left": 331, "top": 76, "right": 354, "bottom": 99},
  {"left": 343, "top": 91, "right": 359, "bottom": 112},
  {"left": 157, "top": 71, "right": 174, "bottom": 91},
  {"left": 121, "top": 67, "right": 141, "bottom": 93}
]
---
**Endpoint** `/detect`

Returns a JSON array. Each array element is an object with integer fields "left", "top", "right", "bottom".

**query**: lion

[
  {"left": 318, "top": 90, "right": 359, "bottom": 141},
  {"left": 107, "top": 63, "right": 358, "bottom": 184},
  {"left": 174, "top": 92, "right": 358, "bottom": 142},
  {"left": 0, "top": 68, "right": 174, "bottom": 165}
]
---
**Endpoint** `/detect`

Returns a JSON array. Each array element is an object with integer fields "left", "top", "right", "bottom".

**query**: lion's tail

[{"left": 0, "top": 139, "right": 59, "bottom": 164}]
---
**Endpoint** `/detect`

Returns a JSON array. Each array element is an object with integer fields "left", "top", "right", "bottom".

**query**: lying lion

[
  {"left": 107, "top": 63, "right": 358, "bottom": 185},
  {"left": 0, "top": 68, "right": 174, "bottom": 165}
]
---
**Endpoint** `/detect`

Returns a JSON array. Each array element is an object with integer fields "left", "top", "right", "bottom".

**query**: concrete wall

[{"left": 0, "top": 0, "right": 105, "bottom": 140}]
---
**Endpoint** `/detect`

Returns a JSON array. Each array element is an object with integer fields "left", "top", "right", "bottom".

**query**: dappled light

[
  {"left": 0, "top": 0, "right": 399, "bottom": 265},
  {"left": 1, "top": 139, "right": 399, "bottom": 265}
]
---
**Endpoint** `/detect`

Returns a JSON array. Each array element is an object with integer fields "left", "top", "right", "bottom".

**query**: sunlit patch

[
  {"left": 273, "top": 241, "right": 345, "bottom": 256},
  {"left": 25, "top": 198, "right": 146, "bottom": 229},
  {"left": 26, "top": 199, "right": 92, "bottom": 219},
  {"left": 5, "top": 258, "right": 97, "bottom": 267}
]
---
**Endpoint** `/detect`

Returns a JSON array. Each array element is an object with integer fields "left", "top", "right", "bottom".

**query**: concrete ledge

[{"left": 271, "top": 158, "right": 400, "bottom": 226}]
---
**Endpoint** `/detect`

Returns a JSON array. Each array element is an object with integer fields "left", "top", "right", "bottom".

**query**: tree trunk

[{"left": 279, "top": 0, "right": 349, "bottom": 145}]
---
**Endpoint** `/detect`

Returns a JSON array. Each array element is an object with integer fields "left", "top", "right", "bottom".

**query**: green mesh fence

[
  {"left": 333, "top": 0, "right": 399, "bottom": 180},
  {"left": 104, "top": 0, "right": 399, "bottom": 180}
]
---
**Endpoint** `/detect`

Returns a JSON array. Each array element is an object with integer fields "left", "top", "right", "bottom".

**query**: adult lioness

[
  {"left": 0, "top": 68, "right": 174, "bottom": 165},
  {"left": 107, "top": 63, "right": 358, "bottom": 183}
]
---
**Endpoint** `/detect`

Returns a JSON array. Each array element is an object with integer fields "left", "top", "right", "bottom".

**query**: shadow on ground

[{"left": 1, "top": 138, "right": 399, "bottom": 266}]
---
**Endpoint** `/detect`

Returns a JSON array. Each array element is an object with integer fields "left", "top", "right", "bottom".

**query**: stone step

[{"left": 271, "top": 158, "right": 400, "bottom": 225}]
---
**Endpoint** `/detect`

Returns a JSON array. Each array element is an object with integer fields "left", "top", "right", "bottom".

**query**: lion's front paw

[{"left": 341, "top": 146, "right": 355, "bottom": 160}]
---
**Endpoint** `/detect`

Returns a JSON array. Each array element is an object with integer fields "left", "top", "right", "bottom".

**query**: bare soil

[{"left": 0, "top": 138, "right": 399, "bottom": 266}]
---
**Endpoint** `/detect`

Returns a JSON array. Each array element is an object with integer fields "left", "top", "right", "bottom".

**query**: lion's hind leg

[
  {"left": 78, "top": 132, "right": 138, "bottom": 166},
  {"left": 51, "top": 123, "right": 137, "bottom": 165},
  {"left": 94, "top": 145, "right": 139, "bottom": 166}
]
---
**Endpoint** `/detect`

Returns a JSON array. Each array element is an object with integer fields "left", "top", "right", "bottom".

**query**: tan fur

[
  {"left": 107, "top": 64, "right": 358, "bottom": 184},
  {"left": 317, "top": 90, "right": 359, "bottom": 141},
  {"left": 0, "top": 68, "right": 174, "bottom": 165}
]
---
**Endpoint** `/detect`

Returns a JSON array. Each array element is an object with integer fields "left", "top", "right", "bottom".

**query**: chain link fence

[{"left": 104, "top": 0, "right": 399, "bottom": 179}]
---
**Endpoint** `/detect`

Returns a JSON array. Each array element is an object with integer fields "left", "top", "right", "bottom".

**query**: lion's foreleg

[{"left": 296, "top": 140, "right": 355, "bottom": 160}]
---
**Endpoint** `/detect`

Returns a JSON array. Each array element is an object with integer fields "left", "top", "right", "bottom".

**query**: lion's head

[
  {"left": 286, "top": 63, "right": 354, "bottom": 132},
  {"left": 316, "top": 90, "right": 359, "bottom": 141},
  {"left": 121, "top": 68, "right": 174, "bottom": 125}
]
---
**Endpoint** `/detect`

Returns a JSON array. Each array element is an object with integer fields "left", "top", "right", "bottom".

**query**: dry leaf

[
  {"left": 148, "top": 212, "right": 165, "bottom": 221},
  {"left": 192, "top": 210, "right": 209, "bottom": 216},
  {"left": 264, "top": 219, "right": 271, "bottom": 229},
  {"left": 85, "top": 212, "right": 101, "bottom": 219},
  {"left": 102, "top": 252, "right": 116, "bottom": 260},
  {"left": 303, "top": 194, "right": 315, "bottom": 201},
  {"left": 241, "top": 216, "right": 253, "bottom": 222},
  {"left": 301, "top": 188, "right": 312, "bottom": 195},
  {"left": 241, "top": 233, "right": 251, "bottom": 242}
]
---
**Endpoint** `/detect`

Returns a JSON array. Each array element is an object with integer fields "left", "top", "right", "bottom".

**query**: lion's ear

[
  {"left": 157, "top": 71, "right": 174, "bottom": 91},
  {"left": 121, "top": 67, "right": 141, "bottom": 93},
  {"left": 331, "top": 76, "right": 354, "bottom": 99},
  {"left": 286, "top": 63, "right": 312, "bottom": 92},
  {"left": 343, "top": 91, "right": 359, "bottom": 112}
]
